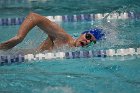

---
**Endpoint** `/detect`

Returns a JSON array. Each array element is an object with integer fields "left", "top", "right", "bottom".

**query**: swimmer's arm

[
  {"left": 21, "top": 37, "right": 53, "bottom": 54},
  {"left": 36, "top": 36, "right": 54, "bottom": 52}
]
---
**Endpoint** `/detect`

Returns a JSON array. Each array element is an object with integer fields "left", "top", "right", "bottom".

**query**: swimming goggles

[{"left": 85, "top": 33, "right": 96, "bottom": 44}]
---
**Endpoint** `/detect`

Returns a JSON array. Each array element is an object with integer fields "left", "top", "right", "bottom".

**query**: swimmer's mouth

[{"left": 80, "top": 41, "right": 87, "bottom": 47}]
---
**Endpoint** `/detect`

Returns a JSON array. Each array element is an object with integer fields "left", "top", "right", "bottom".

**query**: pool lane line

[
  {"left": 0, "top": 47, "right": 140, "bottom": 65},
  {"left": 0, "top": 12, "right": 134, "bottom": 26}
]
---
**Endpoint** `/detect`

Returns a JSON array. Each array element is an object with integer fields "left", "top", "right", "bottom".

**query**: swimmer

[{"left": 0, "top": 12, "right": 104, "bottom": 52}]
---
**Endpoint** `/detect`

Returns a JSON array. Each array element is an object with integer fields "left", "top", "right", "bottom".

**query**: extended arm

[{"left": 0, "top": 12, "right": 66, "bottom": 50}]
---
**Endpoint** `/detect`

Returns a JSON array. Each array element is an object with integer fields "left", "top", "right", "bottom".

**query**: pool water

[
  {"left": 0, "top": 58, "right": 140, "bottom": 93},
  {"left": 0, "top": 0, "right": 140, "bottom": 93}
]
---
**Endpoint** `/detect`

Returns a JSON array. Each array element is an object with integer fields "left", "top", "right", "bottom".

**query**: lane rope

[
  {"left": 0, "top": 12, "right": 133, "bottom": 26},
  {"left": 0, "top": 47, "right": 140, "bottom": 65}
]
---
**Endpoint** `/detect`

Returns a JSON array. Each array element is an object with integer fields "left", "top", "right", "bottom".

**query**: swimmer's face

[{"left": 75, "top": 33, "right": 96, "bottom": 47}]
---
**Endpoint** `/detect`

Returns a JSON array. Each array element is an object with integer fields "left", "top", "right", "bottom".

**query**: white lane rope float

[{"left": 0, "top": 47, "right": 140, "bottom": 65}]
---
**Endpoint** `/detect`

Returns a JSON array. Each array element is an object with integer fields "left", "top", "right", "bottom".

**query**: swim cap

[{"left": 82, "top": 28, "right": 105, "bottom": 40}]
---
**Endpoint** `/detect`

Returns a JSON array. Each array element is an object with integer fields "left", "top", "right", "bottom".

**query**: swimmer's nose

[{"left": 86, "top": 40, "right": 91, "bottom": 44}]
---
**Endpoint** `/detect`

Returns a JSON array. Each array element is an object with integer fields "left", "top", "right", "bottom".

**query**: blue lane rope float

[
  {"left": 0, "top": 12, "right": 134, "bottom": 26},
  {"left": 0, "top": 47, "right": 140, "bottom": 65}
]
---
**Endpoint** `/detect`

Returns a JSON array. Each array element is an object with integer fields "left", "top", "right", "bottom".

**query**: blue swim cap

[{"left": 82, "top": 28, "right": 105, "bottom": 40}]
